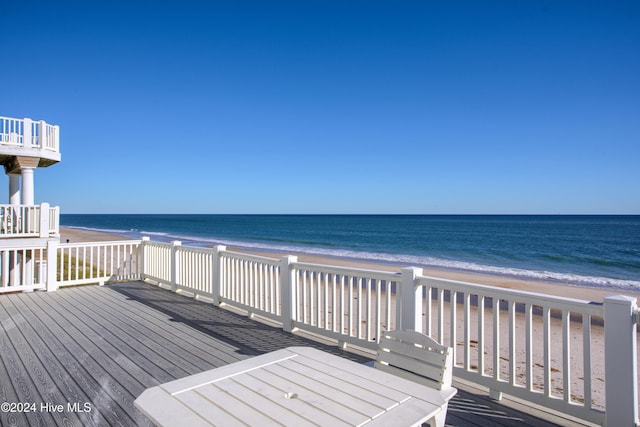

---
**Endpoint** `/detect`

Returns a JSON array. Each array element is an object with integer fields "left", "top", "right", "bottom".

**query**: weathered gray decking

[{"left": 0, "top": 281, "right": 579, "bottom": 426}]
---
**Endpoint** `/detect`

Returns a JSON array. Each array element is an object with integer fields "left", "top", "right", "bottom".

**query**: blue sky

[{"left": 2, "top": 1, "right": 639, "bottom": 214}]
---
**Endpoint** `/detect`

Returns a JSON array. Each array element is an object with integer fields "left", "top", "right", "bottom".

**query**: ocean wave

[
  {"left": 63, "top": 225, "right": 135, "bottom": 235},
  {"left": 155, "top": 234, "right": 640, "bottom": 290},
  {"left": 63, "top": 226, "right": 640, "bottom": 291},
  {"left": 140, "top": 231, "right": 170, "bottom": 236}
]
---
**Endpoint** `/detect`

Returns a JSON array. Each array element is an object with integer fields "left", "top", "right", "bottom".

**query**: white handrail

[
  {"left": 0, "top": 116, "right": 60, "bottom": 153},
  {"left": 56, "top": 240, "right": 142, "bottom": 287},
  {"left": 414, "top": 274, "right": 605, "bottom": 424},
  {"left": 0, "top": 204, "right": 59, "bottom": 237}
]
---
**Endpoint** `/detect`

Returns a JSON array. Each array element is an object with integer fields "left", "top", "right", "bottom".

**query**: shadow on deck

[{"left": 0, "top": 281, "right": 579, "bottom": 426}]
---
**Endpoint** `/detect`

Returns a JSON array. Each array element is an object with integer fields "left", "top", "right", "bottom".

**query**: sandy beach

[{"left": 60, "top": 227, "right": 640, "bottom": 302}]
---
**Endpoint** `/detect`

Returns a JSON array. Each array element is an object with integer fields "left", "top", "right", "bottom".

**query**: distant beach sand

[
  {"left": 60, "top": 226, "right": 640, "bottom": 411},
  {"left": 60, "top": 227, "right": 639, "bottom": 302}
]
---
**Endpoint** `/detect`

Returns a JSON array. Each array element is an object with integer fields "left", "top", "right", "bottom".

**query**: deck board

[
  {"left": 0, "top": 281, "right": 577, "bottom": 426},
  {"left": 7, "top": 293, "right": 138, "bottom": 426}
]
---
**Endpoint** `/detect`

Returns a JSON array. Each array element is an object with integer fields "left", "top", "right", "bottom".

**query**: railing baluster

[
  {"left": 478, "top": 295, "right": 485, "bottom": 376},
  {"left": 543, "top": 306, "right": 551, "bottom": 397},
  {"left": 450, "top": 290, "right": 457, "bottom": 363},
  {"left": 438, "top": 288, "right": 444, "bottom": 343},
  {"left": 493, "top": 297, "right": 500, "bottom": 381},
  {"left": 332, "top": 273, "right": 337, "bottom": 332},
  {"left": 366, "top": 278, "right": 372, "bottom": 341},
  {"left": 525, "top": 303, "right": 533, "bottom": 391},
  {"left": 562, "top": 309, "right": 571, "bottom": 403},
  {"left": 583, "top": 314, "right": 592, "bottom": 410},
  {"left": 509, "top": 300, "right": 516, "bottom": 385},
  {"left": 464, "top": 292, "right": 471, "bottom": 370}
]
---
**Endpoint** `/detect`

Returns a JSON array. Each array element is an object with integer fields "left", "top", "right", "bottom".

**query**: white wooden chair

[{"left": 375, "top": 330, "right": 457, "bottom": 427}]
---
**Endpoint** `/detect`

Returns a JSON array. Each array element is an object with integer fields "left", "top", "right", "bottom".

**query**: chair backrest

[{"left": 374, "top": 329, "right": 453, "bottom": 391}]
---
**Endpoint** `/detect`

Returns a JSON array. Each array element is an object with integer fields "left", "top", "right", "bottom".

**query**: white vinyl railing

[
  {"left": 411, "top": 274, "right": 606, "bottom": 424},
  {"left": 292, "top": 262, "right": 399, "bottom": 350},
  {"left": 0, "top": 245, "right": 48, "bottom": 293},
  {"left": 2, "top": 237, "right": 637, "bottom": 425},
  {"left": 0, "top": 116, "right": 60, "bottom": 152},
  {"left": 56, "top": 240, "right": 141, "bottom": 287},
  {"left": 219, "top": 249, "right": 282, "bottom": 322},
  {"left": 0, "top": 203, "right": 59, "bottom": 237},
  {"left": 141, "top": 240, "right": 172, "bottom": 285},
  {"left": 49, "top": 206, "right": 60, "bottom": 235}
]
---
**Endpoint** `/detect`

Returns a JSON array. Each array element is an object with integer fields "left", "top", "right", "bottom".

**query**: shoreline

[{"left": 59, "top": 227, "right": 640, "bottom": 302}]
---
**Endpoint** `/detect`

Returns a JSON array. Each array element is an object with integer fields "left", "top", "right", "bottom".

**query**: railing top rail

[
  {"left": 176, "top": 245, "right": 218, "bottom": 255},
  {"left": 0, "top": 115, "right": 57, "bottom": 124},
  {"left": 418, "top": 274, "right": 604, "bottom": 315},
  {"left": 143, "top": 240, "right": 170, "bottom": 246},
  {"left": 0, "top": 203, "right": 47, "bottom": 208},
  {"left": 294, "top": 260, "right": 401, "bottom": 281},
  {"left": 220, "top": 249, "right": 281, "bottom": 265},
  {"left": 59, "top": 240, "right": 142, "bottom": 249}
]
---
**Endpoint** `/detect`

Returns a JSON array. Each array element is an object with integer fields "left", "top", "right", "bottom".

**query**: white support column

[
  {"left": 9, "top": 174, "right": 20, "bottom": 205},
  {"left": 280, "top": 255, "right": 298, "bottom": 333},
  {"left": 212, "top": 245, "right": 227, "bottom": 306},
  {"left": 604, "top": 295, "right": 638, "bottom": 427},
  {"left": 170, "top": 241, "right": 181, "bottom": 292},
  {"left": 399, "top": 267, "right": 423, "bottom": 332},
  {"left": 46, "top": 239, "right": 58, "bottom": 292},
  {"left": 140, "top": 237, "right": 150, "bottom": 280},
  {"left": 1, "top": 251, "right": 8, "bottom": 287},
  {"left": 9, "top": 251, "right": 19, "bottom": 287},
  {"left": 21, "top": 166, "right": 35, "bottom": 205}
]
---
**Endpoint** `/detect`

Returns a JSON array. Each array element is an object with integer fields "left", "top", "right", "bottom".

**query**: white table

[{"left": 135, "top": 346, "right": 451, "bottom": 427}]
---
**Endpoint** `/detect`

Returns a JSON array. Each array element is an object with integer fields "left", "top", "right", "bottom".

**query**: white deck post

[
  {"left": 280, "top": 255, "right": 298, "bottom": 333},
  {"left": 170, "top": 241, "right": 181, "bottom": 292},
  {"left": 39, "top": 202, "right": 50, "bottom": 237},
  {"left": 23, "top": 118, "right": 32, "bottom": 147},
  {"left": 39, "top": 120, "right": 46, "bottom": 147},
  {"left": 212, "top": 245, "right": 226, "bottom": 306},
  {"left": 54, "top": 125, "right": 60, "bottom": 150},
  {"left": 604, "top": 295, "right": 638, "bottom": 427},
  {"left": 140, "top": 237, "right": 150, "bottom": 280},
  {"left": 46, "top": 239, "right": 58, "bottom": 292},
  {"left": 399, "top": 267, "right": 423, "bottom": 332}
]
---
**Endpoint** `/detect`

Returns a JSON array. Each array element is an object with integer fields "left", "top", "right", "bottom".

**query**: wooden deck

[{"left": 0, "top": 281, "right": 585, "bottom": 427}]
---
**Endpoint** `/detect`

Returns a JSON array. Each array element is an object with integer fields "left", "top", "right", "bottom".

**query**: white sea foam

[
  {"left": 64, "top": 226, "right": 133, "bottom": 235},
  {"left": 63, "top": 226, "right": 640, "bottom": 291},
  {"left": 140, "top": 230, "right": 170, "bottom": 237},
  {"left": 166, "top": 235, "right": 640, "bottom": 291}
]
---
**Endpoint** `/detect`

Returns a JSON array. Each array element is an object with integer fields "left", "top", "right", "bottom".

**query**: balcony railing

[
  {"left": 0, "top": 116, "right": 60, "bottom": 153},
  {"left": 0, "top": 237, "right": 636, "bottom": 426},
  {"left": 0, "top": 203, "right": 59, "bottom": 238}
]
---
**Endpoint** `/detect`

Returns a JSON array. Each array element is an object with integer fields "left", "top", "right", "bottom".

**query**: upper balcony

[{"left": 0, "top": 116, "right": 61, "bottom": 167}]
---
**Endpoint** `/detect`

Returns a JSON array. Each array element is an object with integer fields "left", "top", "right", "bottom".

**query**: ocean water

[{"left": 60, "top": 214, "right": 640, "bottom": 291}]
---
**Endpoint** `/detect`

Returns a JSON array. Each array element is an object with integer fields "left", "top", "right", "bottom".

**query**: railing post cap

[
  {"left": 282, "top": 255, "right": 298, "bottom": 263},
  {"left": 171, "top": 240, "right": 182, "bottom": 246},
  {"left": 401, "top": 266, "right": 423, "bottom": 276},
  {"left": 141, "top": 236, "right": 151, "bottom": 241},
  {"left": 604, "top": 295, "right": 637, "bottom": 305}
]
